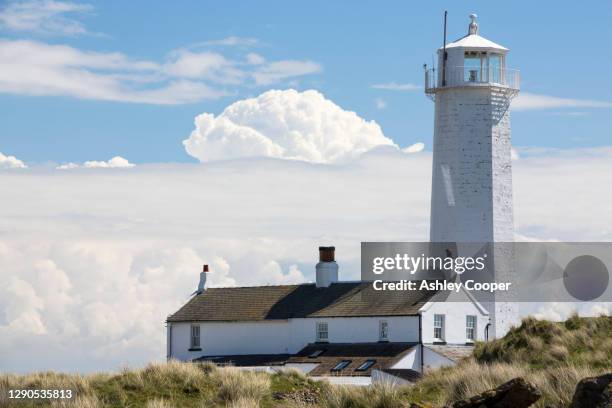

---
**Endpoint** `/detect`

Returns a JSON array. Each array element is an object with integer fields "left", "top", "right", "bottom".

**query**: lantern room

[{"left": 425, "top": 14, "right": 519, "bottom": 94}]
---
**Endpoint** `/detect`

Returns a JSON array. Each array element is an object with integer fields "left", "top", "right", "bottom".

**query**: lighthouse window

[
  {"left": 489, "top": 54, "right": 502, "bottom": 83},
  {"left": 464, "top": 52, "right": 483, "bottom": 82}
]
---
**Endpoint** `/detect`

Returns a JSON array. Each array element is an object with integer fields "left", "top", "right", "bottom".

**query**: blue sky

[{"left": 1, "top": 0, "right": 611, "bottom": 165}]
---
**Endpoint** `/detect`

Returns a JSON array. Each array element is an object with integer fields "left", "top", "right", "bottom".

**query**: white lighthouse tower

[{"left": 425, "top": 14, "right": 520, "bottom": 338}]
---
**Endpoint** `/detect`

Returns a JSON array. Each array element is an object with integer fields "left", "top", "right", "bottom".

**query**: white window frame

[
  {"left": 466, "top": 315, "right": 477, "bottom": 342},
  {"left": 434, "top": 314, "right": 445, "bottom": 341},
  {"left": 190, "top": 324, "right": 201, "bottom": 349},
  {"left": 379, "top": 320, "right": 389, "bottom": 341},
  {"left": 316, "top": 322, "right": 328, "bottom": 342}
]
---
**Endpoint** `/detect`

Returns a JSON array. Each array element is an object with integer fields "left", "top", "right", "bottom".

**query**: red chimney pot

[
  {"left": 318, "top": 246, "right": 335, "bottom": 262},
  {"left": 203, "top": 264, "right": 209, "bottom": 273}
]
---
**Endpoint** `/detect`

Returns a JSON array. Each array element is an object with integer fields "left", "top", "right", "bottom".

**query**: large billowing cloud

[
  {"left": 1, "top": 145, "right": 611, "bottom": 373},
  {"left": 183, "top": 89, "right": 396, "bottom": 163}
]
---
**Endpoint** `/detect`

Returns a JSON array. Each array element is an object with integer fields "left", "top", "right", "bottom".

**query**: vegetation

[{"left": 1, "top": 315, "right": 610, "bottom": 408}]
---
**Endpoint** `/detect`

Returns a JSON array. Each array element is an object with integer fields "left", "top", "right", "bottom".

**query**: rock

[
  {"left": 452, "top": 377, "right": 541, "bottom": 408},
  {"left": 570, "top": 373, "right": 612, "bottom": 408}
]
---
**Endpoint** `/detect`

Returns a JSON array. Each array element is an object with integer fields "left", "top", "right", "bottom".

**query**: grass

[
  {"left": 1, "top": 315, "right": 610, "bottom": 408},
  {"left": 473, "top": 314, "right": 612, "bottom": 369}
]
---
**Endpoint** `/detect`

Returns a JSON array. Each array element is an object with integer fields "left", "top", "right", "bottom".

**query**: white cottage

[
  {"left": 166, "top": 247, "right": 488, "bottom": 384},
  {"left": 167, "top": 14, "right": 518, "bottom": 385}
]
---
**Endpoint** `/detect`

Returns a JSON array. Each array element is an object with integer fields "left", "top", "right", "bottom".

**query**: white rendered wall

[
  {"left": 420, "top": 296, "right": 488, "bottom": 344},
  {"left": 372, "top": 370, "right": 411, "bottom": 385},
  {"left": 169, "top": 315, "right": 420, "bottom": 361},
  {"left": 390, "top": 347, "right": 420, "bottom": 371},
  {"left": 289, "top": 316, "right": 419, "bottom": 349},
  {"left": 317, "top": 376, "right": 371, "bottom": 386},
  {"left": 422, "top": 346, "right": 456, "bottom": 372},
  {"left": 169, "top": 320, "right": 291, "bottom": 361}
]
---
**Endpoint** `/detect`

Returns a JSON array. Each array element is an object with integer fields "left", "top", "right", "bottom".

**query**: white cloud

[
  {"left": 513, "top": 92, "right": 612, "bottom": 111},
  {"left": 530, "top": 302, "right": 611, "bottom": 321},
  {"left": 183, "top": 89, "right": 396, "bottom": 163},
  {"left": 371, "top": 82, "right": 420, "bottom": 91},
  {"left": 0, "top": 151, "right": 27, "bottom": 168},
  {"left": 203, "top": 36, "right": 259, "bottom": 47},
  {"left": 163, "top": 50, "right": 244, "bottom": 84},
  {"left": 511, "top": 147, "right": 520, "bottom": 161},
  {"left": 0, "top": 145, "right": 612, "bottom": 372},
  {"left": 0, "top": 39, "right": 323, "bottom": 104},
  {"left": 246, "top": 52, "right": 265, "bottom": 65},
  {"left": 374, "top": 97, "right": 387, "bottom": 109},
  {"left": 0, "top": 39, "right": 227, "bottom": 104},
  {"left": 57, "top": 156, "right": 134, "bottom": 169},
  {"left": 252, "top": 60, "right": 322, "bottom": 85},
  {"left": 402, "top": 142, "right": 425, "bottom": 153},
  {"left": 0, "top": 0, "right": 92, "bottom": 36}
]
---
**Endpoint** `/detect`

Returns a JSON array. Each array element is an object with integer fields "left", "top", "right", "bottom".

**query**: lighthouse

[{"left": 425, "top": 14, "right": 520, "bottom": 338}]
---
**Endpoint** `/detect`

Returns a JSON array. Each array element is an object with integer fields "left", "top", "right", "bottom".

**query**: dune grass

[{"left": 1, "top": 316, "right": 609, "bottom": 407}]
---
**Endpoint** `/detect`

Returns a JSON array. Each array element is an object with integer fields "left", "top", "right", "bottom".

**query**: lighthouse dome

[{"left": 441, "top": 14, "right": 508, "bottom": 52}]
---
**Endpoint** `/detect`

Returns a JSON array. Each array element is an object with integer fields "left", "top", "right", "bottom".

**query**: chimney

[
  {"left": 197, "top": 264, "right": 209, "bottom": 294},
  {"left": 316, "top": 246, "right": 338, "bottom": 288}
]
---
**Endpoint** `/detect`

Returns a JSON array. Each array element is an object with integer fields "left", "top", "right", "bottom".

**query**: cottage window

[
  {"left": 379, "top": 320, "right": 389, "bottom": 341},
  {"left": 316, "top": 322, "right": 328, "bottom": 342},
  {"left": 434, "top": 314, "right": 445, "bottom": 341},
  {"left": 466, "top": 315, "right": 477, "bottom": 342},
  {"left": 190, "top": 324, "right": 201, "bottom": 350},
  {"left": 331, "top": 360, "right": 351, "bottom": 371}
]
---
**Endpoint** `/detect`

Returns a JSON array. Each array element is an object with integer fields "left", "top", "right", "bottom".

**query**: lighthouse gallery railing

[{"left": 425, "top": 66, "right": 520, "bottom": 93}]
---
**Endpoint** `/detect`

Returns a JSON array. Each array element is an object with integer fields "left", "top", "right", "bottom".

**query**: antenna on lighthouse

[{"left": 441, "top": 10, "right": 448, "bottom": 87}]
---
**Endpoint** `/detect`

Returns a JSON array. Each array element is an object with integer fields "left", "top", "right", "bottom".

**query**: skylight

[
  {"left": 309, "top": 350, "right": 324, "bottom": 358},
  {"left": 331, "top": 360, "right": 351, "bottom": 371},
  {"left": 356, "top": 360, "right": 376, "bottom": 371}
]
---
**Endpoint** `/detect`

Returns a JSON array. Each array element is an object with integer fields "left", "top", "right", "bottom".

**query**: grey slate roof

[
  {"left": 287, "top": 342, "right": 418, "bottom": 377},
  {"left": 193, "top": 342, "right": 421, "bottom": 380},
  {"left": 167, "top": 281, "right": 437, "bottom": 322}
]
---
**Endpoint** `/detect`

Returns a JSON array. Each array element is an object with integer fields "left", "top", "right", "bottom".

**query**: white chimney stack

[
  {"left": 315, "top": 246, "right": 338, "bottom": 288},
  {"left": 197, "top": 264, "right": 209, "bottom": 294}
]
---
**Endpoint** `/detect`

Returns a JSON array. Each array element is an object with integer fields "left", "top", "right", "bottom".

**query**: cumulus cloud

[
  {"left": 183, "top": 89, "right": 395, "bottom": 163},
  {"left": 1, "top": 146, "right": 611, "bottom": 372},
  {"left": 0, "top": 151, "right": 27, "bottom": 168},
  {"left": 530, "top": 302, "right": 612, "bottom": 321},
  {"left": 0, "top": 0, "right": 93, "bottom": 36},
  {"left": 57, "top": 156, "right": 134, "bottom": 169}
]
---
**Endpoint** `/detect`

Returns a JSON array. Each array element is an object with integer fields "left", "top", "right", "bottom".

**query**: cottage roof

[
  {"left": 167, "top": 281, "right": 437, "bottom": 322},
  {"left": 194, "top": 342, "right": 422, "bottom": 380}
]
